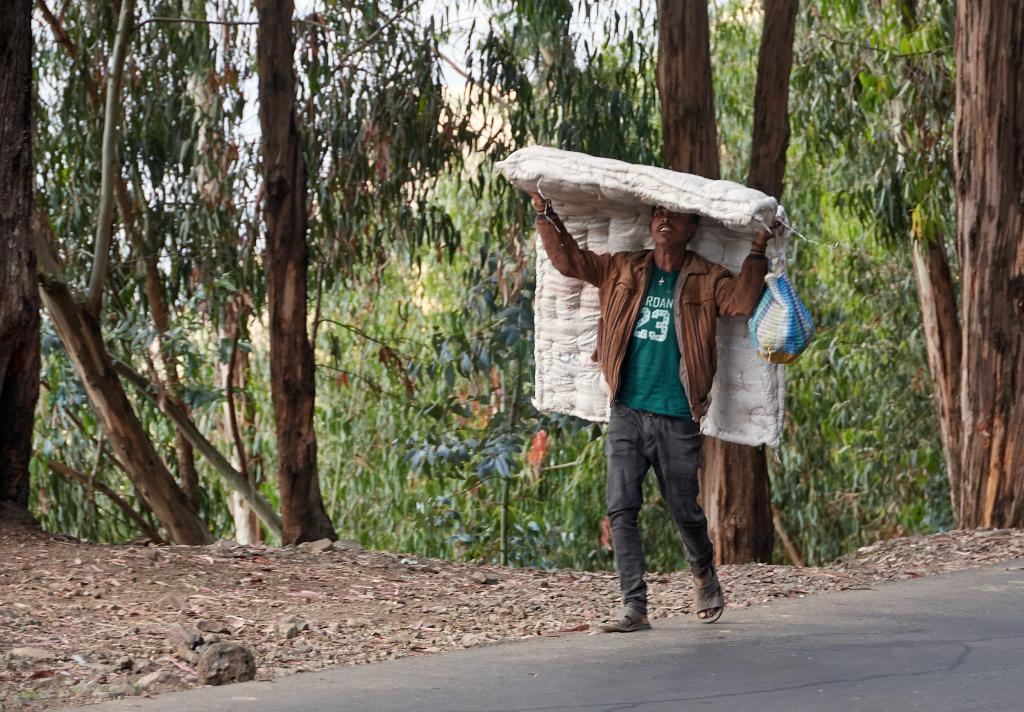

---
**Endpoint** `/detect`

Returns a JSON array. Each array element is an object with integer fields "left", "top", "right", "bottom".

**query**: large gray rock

[{"left": 196, "top": 642, "right": 256, "bottom": 686}]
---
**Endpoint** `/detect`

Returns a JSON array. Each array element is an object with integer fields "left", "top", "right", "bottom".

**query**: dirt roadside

[{"left": 2, "top": 523, "right": 1022, "bottom": 710}]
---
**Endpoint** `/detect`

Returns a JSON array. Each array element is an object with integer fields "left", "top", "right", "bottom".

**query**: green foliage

[
  {"left": 769, "top": 207, "right": 952, "bottom": 564},
  {"left": 792, "top": 0, "right": 955, "bottom": 248},
  {"left": 29, "top": 0, "right": 954, "bottom": 573},
  {"left": 768, "top": 0, "right": 956, "bottom": 563}
]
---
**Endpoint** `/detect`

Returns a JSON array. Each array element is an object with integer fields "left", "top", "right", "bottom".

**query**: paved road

[{"left": 87, "top": 559, "right": 1024, "bottom": 712}]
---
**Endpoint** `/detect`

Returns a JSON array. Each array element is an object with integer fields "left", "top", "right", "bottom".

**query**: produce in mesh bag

[{"left": 749, "top": 271, "right": 815, "bottom": 364}]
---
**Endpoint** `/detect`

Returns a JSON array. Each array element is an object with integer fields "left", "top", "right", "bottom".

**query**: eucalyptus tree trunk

[
  {"left": 952, "top": 0, "right": 1024, "bottom": 527},
  {"left": 29, "top": 0, "right": 211, "bottom": 545},
  {"left": 0, "top": 0, "right": 40, "bottom": 516},
  {"left": 36, "top": 276, "right": 212, "bottom": 544},
  {"left": 657, "top": 0, "right": 797, "bottom": 564},
  {"left": 897, "top": 0, "right": 963, "bottom": 511},
  {"left": 219, "top": 298, "right": 262, "bottom": 544},
  {"left": 720, "top": 0, "right": 798, "bottom": 564},
  {"left": 256, "top": 0, "right": 335, "bottom": 544},
  {"left": 747, "top": 0, "right": 798, "bottom": 201},
  {"left": 910, "top": 237, "right": 961, "bottom": 493},
  {"left": 657, "top": 0, "right": 719, "bottom": 178}
]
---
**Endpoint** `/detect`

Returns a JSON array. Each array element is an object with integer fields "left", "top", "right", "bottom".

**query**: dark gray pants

[{"left": 605, "top": 401, "right": 713, "bottom": 615}]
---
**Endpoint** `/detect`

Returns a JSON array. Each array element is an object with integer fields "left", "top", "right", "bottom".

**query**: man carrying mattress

[{"left": 529, "top": 191, "right": 779, "bottom": 632}]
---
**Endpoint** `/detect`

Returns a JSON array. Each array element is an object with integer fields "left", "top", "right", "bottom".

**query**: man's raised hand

[
  {"left": 528, "top": 190, "right": 547, "bottom": 213},
  {"left": 753, "top": 219, "right": 784, "bottom": 251}
]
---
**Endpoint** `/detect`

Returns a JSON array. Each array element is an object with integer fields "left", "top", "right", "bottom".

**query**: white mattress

[{"left": 496, "top": 146, "right": 788, "bottom": 448}]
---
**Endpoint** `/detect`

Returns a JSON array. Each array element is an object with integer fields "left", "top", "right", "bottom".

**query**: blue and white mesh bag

[{"left": 749, "top": 270, "right": 815, "bottom": 364}]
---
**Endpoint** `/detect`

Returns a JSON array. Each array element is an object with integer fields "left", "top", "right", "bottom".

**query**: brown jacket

[{"left": 536, "top": 211, "right": 768, "bottom": 421}]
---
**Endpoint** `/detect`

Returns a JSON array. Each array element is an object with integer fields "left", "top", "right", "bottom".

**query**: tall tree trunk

[
  {"left": 747, "top": 0, "right": 798, "bottom": 200},
  {"left": 220, "top": 297, "right": 262, "bottom": 544},
  {"left": 256, "top": 0, "right": 335, "bottom": 544},
  {"left": 708, "top": 0, "right": 799, "bottom": 565},
  {"left": 0, "top": 0, "right": 41, "bottom": 516},
  {"left": 953, "top": 0, "right": 1024, "bottom": 527},
  {"left": 34, "top": 273, "right": 212, "bottom": 544},
  {"left": 27, "top": 0, "right": 209, "bottom": 544},
  {"left": 658, "top": 0, "right": 796, "bottom": 564},
  {"left": 657, "top": 0, "right": 720, "bottom": 177}
]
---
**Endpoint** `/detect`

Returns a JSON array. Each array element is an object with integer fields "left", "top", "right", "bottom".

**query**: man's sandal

[
  {"left": 597, "top": 605, "right": 652, "bottom": 633},
  {"left": 694, "top": 565, "right": 725, "bottom": 624}
]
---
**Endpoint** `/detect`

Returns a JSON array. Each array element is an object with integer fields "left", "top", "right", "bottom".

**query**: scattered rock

[
  {"left": 71, "top": 682, "right": 97, "bottom": 697},
  {"left": 196, "top": 643, "right": 256, "bottom": 686},
  {"left": 196, "top": 618, "right": 229, "bottom": 634},
  {"left": 2, "top": 527, "right": 1024, "bottom": 710},
  {"left": 278, "top": 615, "right": 309, "bottom": 639},
  {"left": 168, "top": 624, "right": 203, "bottom": 650},
  {"left": 157, "top": 592, "right": 187, "bottom": 611},
  {"left": 304, "top": 538, "right": 333, "bottom": 554},
  {"left": 460, "top": 633, "right": 487, "bottom": 647},
  {"left": 136, "top": 670, "right": 183, "bottom": 692},
  {"left": 331, "top": 539, "right": 364, "bottom": 552},
  {"left": 175, "top": 644, "right": 199, "bottom": 665},
  {"left": 92, "top": 683, "right": 134, "bottom": 700},
  {"left": 112, "top": 655, "right": 134, "bottom": 671},
  {"left": 132, "top": 657, "right": 158, "bottom": 675},
  {"left": 10, "top": 646, "right": 56, "bottom": 660}
]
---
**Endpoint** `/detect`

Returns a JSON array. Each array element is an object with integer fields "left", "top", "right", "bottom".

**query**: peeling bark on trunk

[
  {"left": 36, "top": 277, "right": 212, "bottom": 544},
  {"left": 911, "top": 237, "right": 962, "bottom": 498},
  {"left": 256, "top": 0, "right": 335, "bottom": 544},
  {"left": 953, "top": 0, "right": 1024, "bottom": 527},
  {"left": 899, "top": 0, "right": 964, "bottom": 514},
  {"left": 0, "top": 0, "right": 40, "bottom": 514}
]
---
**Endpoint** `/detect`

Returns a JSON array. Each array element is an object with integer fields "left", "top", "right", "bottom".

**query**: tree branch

[
  {"left": 46, "top": 458, "right": 166, "bottom": 544},
  {"left": 329, "top": 4, "right": 418, "bottom": 67},
  {"left": 85, "top": 0, "right": 135, "bottom": 315},
  {"left": 771, "top": 504, "right": 805, "bottom": 567},
  {"left": 435, "top": 48, "right": 512, "bottom": 112},
  {"left": 32, "top": 211, "right": 65, "bottom": 281},
  {"left": 112, "top": 360, "right": 285, "bottom": 541},
  {"left": 35, "top": 0, "right": 78, "bottom": 58},
  {"left": 225, "top": 331, "right": 251, "bottom": 484}
]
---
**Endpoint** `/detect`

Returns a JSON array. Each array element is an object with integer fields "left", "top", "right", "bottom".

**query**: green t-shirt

[{"left": 617, "top": 266, "right": 692, "bottom": 419}]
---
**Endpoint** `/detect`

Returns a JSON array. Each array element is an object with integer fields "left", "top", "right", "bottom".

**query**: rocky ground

[{"left": 2, "top": 523, "right": 1023, "bottom": 710}]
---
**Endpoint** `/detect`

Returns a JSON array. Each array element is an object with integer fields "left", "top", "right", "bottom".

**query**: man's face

[{"left": 649, "top": 206, "right": 699, "bottom": 248}]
